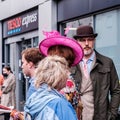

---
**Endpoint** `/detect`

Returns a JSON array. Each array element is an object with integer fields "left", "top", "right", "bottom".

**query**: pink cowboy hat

[{"left": 39, "top": 30, "right": 83, "bottom": 66}]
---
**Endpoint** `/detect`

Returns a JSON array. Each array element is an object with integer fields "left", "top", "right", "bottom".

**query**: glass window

[
  {"left": 64, "top": 17, "right": 93, "bottom": 38},
  {"left": 61, "top": 9, "right": 120, "bottom": 80},
  {"left": 33, "top": 37, "right": 39, "bottom": 47},
  {"left": 62, "top": 10, "right": 120, "bottom": 80},
  {"left": 95, "top": 10, "right": 120, "bottom": 79}
]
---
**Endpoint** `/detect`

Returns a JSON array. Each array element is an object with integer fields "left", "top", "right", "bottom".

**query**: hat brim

[
  {"left": 73, "top": 33, "right": 98, "bottom": 39},
  {"left": 39, "top": 36, "right": 84, "bottom": 66}
]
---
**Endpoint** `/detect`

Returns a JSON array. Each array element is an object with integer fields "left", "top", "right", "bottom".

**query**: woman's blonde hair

[{"left": 35, "top": 55, "right": 69, "bottom": 90}]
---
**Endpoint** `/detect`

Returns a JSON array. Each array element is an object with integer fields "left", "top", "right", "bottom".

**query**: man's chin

[{"left": 84, "top": 50, "right": 92, "bottom": 56}]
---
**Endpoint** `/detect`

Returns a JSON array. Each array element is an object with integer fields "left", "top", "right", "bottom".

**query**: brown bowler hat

[{"left": 73, "top": 25, "right": 98, "bottom": 39}]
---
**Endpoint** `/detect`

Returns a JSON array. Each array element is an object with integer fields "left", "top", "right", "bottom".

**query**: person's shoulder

[
  {"left": 9, "top": 73, "right": 16, "bottom": 81},
  {"left": 10, "top": 73, "right": 15, "bottom": 77},
  {"left": 48, "top": 96, "right": 73, "bottom": 109},
  {"left": 96, "top": 51, "right": 113, "bottom": 63},
  {"left": 47, "top": 97, "right": 77, "bottom": 119}
]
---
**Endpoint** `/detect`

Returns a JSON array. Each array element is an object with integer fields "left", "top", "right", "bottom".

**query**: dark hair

[
  {"left": 3, "top": 66, "right": 13, "bottom": 73},
  {"left": 48, "top": 45, "right": 75, "bottom": 67},
  {"left": 21, "top": 48, "right": 44, "bottom": 66}
]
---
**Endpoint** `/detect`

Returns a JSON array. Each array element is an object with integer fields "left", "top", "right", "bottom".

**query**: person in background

[
  {"left": 1, "top": 66, "right": 16, "bottom": 120},
  {"left": 10, "top": 48, "right": 44, "bottom": 120},
  {"left": 21, "top": 48, "right": 44, "bottom": 99},
  {"left": 0, "top": 74, "right": 4, "bottom": 100},
  {"left": 24, "top": 55, "right": 78, "bottom": 120},
  {"left": 72, "top": 25, "right": 120, "bottom": 120},
  {"left": 39, "top": 30, "right": 84, "bottom": 119},
  {"left": 1, "top": 66, "right": 16, "bottom": 108}
]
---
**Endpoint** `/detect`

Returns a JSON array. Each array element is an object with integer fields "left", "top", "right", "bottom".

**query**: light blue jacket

[
  {"left": 27, "top": 77, "right": 36, "bottom": 99},
  {"left": 24, "top": 84, "right": 78, "bottom": 120}
]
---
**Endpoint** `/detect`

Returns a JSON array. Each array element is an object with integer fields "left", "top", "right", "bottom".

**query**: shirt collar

[
  {"left": 29, "top": 77, "right": 35, "bottom": 83},
  {"left": 82, "top": 51, "right": 95, "bottom": 64},
  {"left": 89, "top": 51, "right": 95, "bottom": 61}
]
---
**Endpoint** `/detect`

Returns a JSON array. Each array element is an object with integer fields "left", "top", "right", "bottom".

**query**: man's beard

[{"left": 84, "top": 47, "right": 94, "bottom": 57}]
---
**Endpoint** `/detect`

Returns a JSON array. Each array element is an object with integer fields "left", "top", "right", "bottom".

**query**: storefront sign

[{"left": 3, "top": 9, "right": 38, "bottom": 38}]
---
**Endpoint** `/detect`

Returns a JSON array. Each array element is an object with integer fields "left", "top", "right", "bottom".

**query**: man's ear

[{"left": 28, "top": 62, "right": 34, "bottom": 69}]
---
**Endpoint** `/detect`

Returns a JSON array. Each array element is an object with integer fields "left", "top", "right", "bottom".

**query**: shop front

[
  {"left": 2, "top": 8, "right": 39, "bottom": 110},
  {"left": 57, "top": 0, "right": 120, "bottom": 82}
]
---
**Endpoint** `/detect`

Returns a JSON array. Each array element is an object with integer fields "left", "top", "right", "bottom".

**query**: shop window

[
  {"left": 33, "top": 37, "right": 39, "bottom": 47},
  {"left": 64, "top": 16, "right": 93, "bottom": 38},
  {"left": 22, "top": 39, "right": 31, "bottom": 50},
  {"left": 95, "top": 10, "right": 120, "bottom": 113},
  {"left": 95, "top": 10, "right": 120, "bottom": 79}
]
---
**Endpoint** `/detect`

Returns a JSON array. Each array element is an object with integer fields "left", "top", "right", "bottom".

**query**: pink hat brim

[{"left": 39, "top": 36, "right": 83, "bottom": 66}]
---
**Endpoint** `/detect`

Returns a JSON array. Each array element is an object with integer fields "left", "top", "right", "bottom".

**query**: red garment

[
  {"left": 0, "top": 75, "right": 4, "bottom": 85},
  {"left": 0, "top": 74, "right": 4, "bottom": 96}
]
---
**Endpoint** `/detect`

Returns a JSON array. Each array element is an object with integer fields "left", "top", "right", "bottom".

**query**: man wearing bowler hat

[{"left": 71, "top": 25, "right": 120, "bottom": 120}]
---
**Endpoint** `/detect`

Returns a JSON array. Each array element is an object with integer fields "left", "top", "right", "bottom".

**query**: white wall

[
  {"left": 0, "top": 0, "right": 50, "bottom": 20},
  {"left": 39, "top": 0, "right": 57, "bottom": 41}
]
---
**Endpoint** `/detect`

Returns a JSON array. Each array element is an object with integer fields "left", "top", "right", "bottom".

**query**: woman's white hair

[{"left": 35, "top": 55, "right": 69, "bottom": 90}]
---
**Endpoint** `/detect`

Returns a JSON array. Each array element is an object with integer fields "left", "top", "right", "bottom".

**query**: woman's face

[{"left": 2, "top": 68, "right": 9, "bottom": 77}]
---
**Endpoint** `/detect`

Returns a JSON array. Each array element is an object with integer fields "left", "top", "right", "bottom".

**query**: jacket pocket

[{"left": 98, "top": 67, "right": 110, "bottom": 73}]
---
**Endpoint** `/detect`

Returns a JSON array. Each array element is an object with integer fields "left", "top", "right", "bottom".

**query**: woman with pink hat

[
  {"left": 39, "top": 30, "right": 84, "bottom": 119},
  {"left": 39, "top": 30, "right": 83, "bottom": 67}
]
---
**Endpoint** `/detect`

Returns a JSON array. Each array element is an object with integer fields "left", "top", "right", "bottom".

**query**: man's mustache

[{"left": 84, "top": 47, "right": 91, "bottom": 49}]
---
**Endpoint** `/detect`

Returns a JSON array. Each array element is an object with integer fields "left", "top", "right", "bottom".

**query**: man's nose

[{"left": 85, "top": 39, "right": 89, "bottom": 45}]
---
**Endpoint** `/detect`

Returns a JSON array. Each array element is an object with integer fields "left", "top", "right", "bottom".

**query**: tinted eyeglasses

[{"left": 76, "top": 37, "right": 95, "bottom": 42}]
